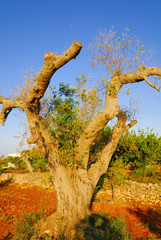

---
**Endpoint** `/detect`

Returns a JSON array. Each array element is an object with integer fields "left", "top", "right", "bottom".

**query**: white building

[{"left": 8, "top": 153, "right": 21, "bottom": 158}]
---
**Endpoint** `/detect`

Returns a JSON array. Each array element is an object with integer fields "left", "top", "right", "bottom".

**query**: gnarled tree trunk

[
  {"left": 40, "top": 164, "right": 93, "bottom": 237},
  {"left": 1, "top": 40, "right": 161, "bottom": 238}
]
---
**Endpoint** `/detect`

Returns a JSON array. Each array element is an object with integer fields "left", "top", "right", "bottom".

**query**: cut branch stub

[
  {"left": 0, "top": 106, "right": 12, "bottom": 126},
  {"left": 25, "top": 41, "right": 83, "bottom": 105},
  {"left": 0, "top": 40, "right": 83, "bottom": 127}
]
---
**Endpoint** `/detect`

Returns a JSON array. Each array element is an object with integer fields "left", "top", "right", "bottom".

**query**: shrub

[
  {"left": 113, "top": 128, "right": 161, "bottom": 168},
  {"left": 102, "top": 158, "right": 129, "bottom": 198},
  {"left": 18, "top": 159, "right": 27, "bottom": 170},
  {"left": 77, "top": 213, "right": 133, "bottom": 240},
  {"left": 131, "top": 164, "right": 161, "bottom": 183},
  {"left": 0, "top": 164, "right": 3, "bottom": 173},
  {"left": 25, "top": 148, "right": 47, "bottom": 171},
  {"left": 35, "top": 159, "right": 47, "bottom": 171},
  {"left": 131, "top": 167, "right": 147, "bottom": 181}
]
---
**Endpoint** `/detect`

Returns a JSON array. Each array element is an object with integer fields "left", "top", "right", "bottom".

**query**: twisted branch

[
  {"left": 0, "top": 41, "right": 83, "bottom": 127},
  {"left": 0, "top": 96, "right": 24, "bottom": 126},
  {"left": 119, "top": 66, "right": 161, "bottom": 89}
]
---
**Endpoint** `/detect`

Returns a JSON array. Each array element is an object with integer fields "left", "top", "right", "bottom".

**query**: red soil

[
  {"left": 0, "top": 184, "right": 161, "bottom": 239},
  {"left": 91, "top": 202, "right": 161, "bottom": 239}
]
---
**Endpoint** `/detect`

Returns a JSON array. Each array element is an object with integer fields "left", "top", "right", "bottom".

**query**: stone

[{"left": 0, "top": 173, "right": 13, "bottom": 186}]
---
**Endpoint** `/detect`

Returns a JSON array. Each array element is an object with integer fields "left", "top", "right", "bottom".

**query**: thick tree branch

[
  {"left": 24, "top": 113, "right": 60, "bottom": 168},
  {"left": 75, "top": 109, "right": 116, "bottom": 169},
  {"left": 0, "top": 96, "right": 24, "bottom": 126},
  {"left": 75, "top": 66, "right": 161, "bottom": 171},
  {"left": 0, "top": 40, "right": 83, "bottom": 159},
  {"left": 119, "top": 66, "right": 161, "bottom": 89},
  {"left": 75, "top": 83, "right": 120, "bottom": 169},
  {"left": 25, "top": 41, "right": 83, "bottom": 105},
  {"left": 87, "top": 111, "right": 137, "bottom": 186}
]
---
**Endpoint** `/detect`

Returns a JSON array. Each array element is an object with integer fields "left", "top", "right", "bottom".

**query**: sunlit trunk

[{"left": 40, "top": 164, "right": 93, "bottom": 237}]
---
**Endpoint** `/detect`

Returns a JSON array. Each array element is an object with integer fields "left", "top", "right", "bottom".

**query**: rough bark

[
  {"left": 0, "top": 41, "right": 161, "bottom": 238},
  {"left": 39, "top": 164, "right": 93, "bottom": 237}
]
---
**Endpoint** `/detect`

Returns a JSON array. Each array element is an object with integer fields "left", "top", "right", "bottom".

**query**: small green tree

[
  {"left": 43, "top": 82, "right": 82, "bottom": 166},
  {"left": 24, "top": 148, "right": 47, "bottom": 171},
  {"left": 113, "top": 128, "right": 161, "bottom": 180},
  {"left": 43, "top": 76, "right": 102, "bottom": 166}
]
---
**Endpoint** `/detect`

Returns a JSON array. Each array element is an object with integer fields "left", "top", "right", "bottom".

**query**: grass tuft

[{"left": 13, "top": 208, "right": 45, "bottom": 240}]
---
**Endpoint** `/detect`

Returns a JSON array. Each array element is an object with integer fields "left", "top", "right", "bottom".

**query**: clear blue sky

[{"left": 0, "top": 0, "right": 161, "bottom": 156}]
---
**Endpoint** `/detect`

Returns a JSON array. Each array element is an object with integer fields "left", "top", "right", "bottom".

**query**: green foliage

[
  {"left": 108, "top": 158, "right": 128, "bottom": 183},
  {"left": 0, "top": 155, "right": 4, "bottom": 172},
  {"left": 106, "top": 158, "right": 129, "bottom": 198},
  {"left": 40, "top": 73, "right": 161, "bottom": 174},
  {"left": 35, "top": 158, "right": 47, "bottom": 171},
  {"left": 18, "top": 159, "right": 27, "bottom": 170},
  {"left": 43, "top": 82, "right": 82, "bottom": 165},
  {"left": 43, "top": 75, "right": 102, "bottom": 167},
  {"left": 146, "top": 165, "right": 161, "bottom": 181},
  {"left": 89, "top": 126, "right": 161, "bottom": 184},
  {"left": 0, "top": 156, "right": 27, "bottom": 170},
  {"left": 113, "top": 128, "right": 161, "bottom": 168},
  {"left": 22, "top": 148, "right": 47, "bottom": 171},
  {"left": 112, "top": 128, "right": 161, "bottom": 181},
  {"left": 0, "top": 164, "right": 3, "bottom": 173}
]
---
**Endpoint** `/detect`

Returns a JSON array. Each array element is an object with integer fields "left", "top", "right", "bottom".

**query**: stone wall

[
  {"left": 1, "top": 172, "right": 53, "bottom": 189},
  {"left": 95, "top": 180, "right": 161, "bottom": 206},
  {"left": 1, "top": 173, "right": 161, "bottom": 206}
]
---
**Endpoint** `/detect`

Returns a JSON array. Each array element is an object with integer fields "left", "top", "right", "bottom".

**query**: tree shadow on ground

[
  {"left": 76, "top": 213, "right": 133, "bottom": 240},
  {"left": 127, "top": 207, "right": 161, "bottom": 238}
]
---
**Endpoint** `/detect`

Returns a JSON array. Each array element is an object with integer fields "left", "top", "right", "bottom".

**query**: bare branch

[
  {"left": 125, "top": 119, "right": 137, "bottom": 131},
  {"left": 144, "top": 75, "right": 160, "bottom": 92}
]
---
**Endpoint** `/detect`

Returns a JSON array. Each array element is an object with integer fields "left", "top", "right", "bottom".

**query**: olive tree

[{"left": 0, "top": 29, "right": 161, "bottom": 237}]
